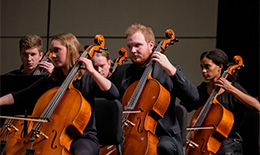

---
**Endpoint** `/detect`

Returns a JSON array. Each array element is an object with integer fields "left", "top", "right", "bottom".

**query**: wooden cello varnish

[
  {"left": 121, "top": 29, "right": 177, "bottom": 155},
  {"left": 111, "top": 47, "right": 128, "bottom": 73},
  {"left": 185, "top": 56, "right": 244, "bottom": 155},
  {"left": 0, "top": 50, "right": 53, "bottom": 154},
  {"left": 100, "top": 29, "right": 177, "bottom": 155},
  {"left": 3, "top": 34, "right": 105, "bottom": 155}
]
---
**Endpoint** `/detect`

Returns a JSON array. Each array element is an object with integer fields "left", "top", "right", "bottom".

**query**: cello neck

[{"left": 126, "top": 41, "right": 165, "bottom": 110}]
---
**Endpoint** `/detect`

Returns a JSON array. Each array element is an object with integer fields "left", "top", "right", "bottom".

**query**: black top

[
  {"left": 4, "top": 65, "right": 49, "bottom": 76},
  {"left": 181, "top": 81, "right": 252, "bottom": 133}
]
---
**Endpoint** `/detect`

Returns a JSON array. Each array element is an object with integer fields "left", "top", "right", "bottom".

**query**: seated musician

[
  {"left": 181, "top": 49, "right": 260, "bottom": 155},
  {"left": 0, "top": 32, "right": 119, "bottom": 155},
  {"left": 91, "top": 49, "right": 112, "bottom": 78},
  {"left": 4, "top": 34, "right": 54, "bottom": 75},
  {"left": 109, "top": 24, "right": 199, "bottom": 155},
  {"left": 1, "top": 34, "right": 54, "bottom": 121}
]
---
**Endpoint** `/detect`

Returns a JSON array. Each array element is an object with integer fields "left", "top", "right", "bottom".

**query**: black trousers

[
  {"left": 157, "top": 134, "right": 184, "bottom": 155},
  {"left": 70, "top": 134, "right": 100, "bottom": 155},
  {"left": 217, "top": 132, "right": 243, "bottom": 155}
]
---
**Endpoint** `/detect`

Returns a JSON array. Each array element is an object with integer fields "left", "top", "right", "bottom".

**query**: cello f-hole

[
  {"left": 200, "top": 138, "right": 205, "bottom": 154},
  {"left": 136, "top": 117, "right": 143, "bottom": 133},
  {"left": 51, "top": 130, "right": 57, "bottom": 149}
]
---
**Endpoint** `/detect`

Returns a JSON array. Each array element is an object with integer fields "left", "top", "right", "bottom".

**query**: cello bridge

[
  {"left": 123, "top": 119, "right": 135, "bottom": 127},
  {"left": 33, "top": 130, "right": 48, "bottom": 139},
  {"left": 186, "top": 139, "right": 199, "bottom": 148},
  {"left": 5, "top": 124, "right": 19, "bottom": 132}
]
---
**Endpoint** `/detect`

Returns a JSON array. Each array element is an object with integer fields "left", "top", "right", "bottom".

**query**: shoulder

[
  {"left": 110, "top": 63, "right": 132, "bottom": 78},
  {"left": 116, "top": 63, "right": 132, "bottom": 71},
  {"left": 198, "top": 82, "right": 207, "bottom": 90},
  {"left": 232, "top": 82, "right": 248, "bottom": 94},
  {"left": 4, "top": 69, "right": 23, "bottom": 75}
]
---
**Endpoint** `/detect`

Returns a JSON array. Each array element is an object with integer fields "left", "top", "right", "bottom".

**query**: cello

[
  {"left": 3, "top": 34, "right": 105, "bottom": 155},
  {"left": 185, "top": 56, "right": 244, "bottom": 155},
  {"left": 33, "top": 50, "right": 53, "bottom": 75},
  {"left": 111, "top": 47, "right": 128, "bottom": 73},
  {"left": 99, "top": 29, "right": 177, "bottom": 155},
  {"left": 121, "top": 29, "right": 176, "bottom": 155},
  {"left": 0, "top": 50, "right": 53, "bottom": 154}
]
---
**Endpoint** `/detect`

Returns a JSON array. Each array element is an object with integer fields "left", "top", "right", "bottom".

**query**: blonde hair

[
  {"left": 50, "top": 33, "right": 84, "bottom": 81},
  {"left": 125, "top": 24, "right": 155, "bottom": 43},
  {"left": 93, "top": 49, "right": 110, "bottom": 60}
]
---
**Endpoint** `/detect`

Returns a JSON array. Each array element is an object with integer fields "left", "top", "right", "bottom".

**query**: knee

[{"left": 157, "top": 138, "right": 178, "bottom": 155}]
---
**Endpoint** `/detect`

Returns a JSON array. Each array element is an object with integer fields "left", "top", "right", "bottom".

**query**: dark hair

[
  {"left": 200, "top": 49, "right": 229, "bottom": 73},
  {"left": 200, "top": 49, "right": 240, "bottom": 81}
]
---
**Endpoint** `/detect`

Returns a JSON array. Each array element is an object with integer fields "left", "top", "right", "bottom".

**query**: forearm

[
  {"left": 90, "top": 69, "right": 111, "bottom": 91},
  {"left": 0, "top": 94, "right": 15, "bottom": 106},
  {"left": 230, "top": 86, "right": 260, "bottom": 111}
]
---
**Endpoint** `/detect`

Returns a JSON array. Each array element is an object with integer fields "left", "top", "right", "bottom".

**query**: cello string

[{"left": 34, "top": 50, "right": 88, "bottom": 130}]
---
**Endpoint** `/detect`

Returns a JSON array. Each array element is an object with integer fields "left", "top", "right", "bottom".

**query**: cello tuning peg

[{"left": 174, "top": 38, "right": 179, "bottom": 42}]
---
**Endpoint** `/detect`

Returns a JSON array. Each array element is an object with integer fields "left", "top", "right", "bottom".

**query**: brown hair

[
  {"left": 125, "top": 24, "right": 155, "bottom": 43},
  {"left": 19, "top": 34, "right": 43, "bottom": 53},
  {"left": 50, "top": 33, "right": 84, "bottom": 81}
]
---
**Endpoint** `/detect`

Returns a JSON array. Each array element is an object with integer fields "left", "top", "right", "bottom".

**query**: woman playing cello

[
  {"left": 181, "top": 49, "right": 260, "bottom": 155},
  {"left": 0, "top": 32, "right": 119, "bottom": 154}
]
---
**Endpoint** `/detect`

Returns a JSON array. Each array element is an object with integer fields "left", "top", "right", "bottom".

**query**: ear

[
  {"left": 108, "top": 60, "right": 111, "bottom": 67},
  {"left": 39, "top": 52, "right": 44, "bottom": 59},
  {"left": 148, "top": 41, "right": 154, "bottom": 50},
  {"left": 219, "top": 64, "right": 223, "bottom": 71}
]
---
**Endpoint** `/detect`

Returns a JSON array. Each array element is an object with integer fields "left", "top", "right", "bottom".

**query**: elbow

[{"left": 255, "top": 105, "right": 260, "bottom": 112}]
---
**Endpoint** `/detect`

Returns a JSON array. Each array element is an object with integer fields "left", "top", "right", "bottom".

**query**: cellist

[
  {"left": 181, "top": 49, "right": 260, "bottom": 155},
  {"left": 0, "top": 32, "right": 119, "bottom": 154},
  {"left": 91, "top": 49, "right": 112, "bottom": 78},
  {"left": 109, "top": 24, "right": 199, "bottom": 155},
  {"left": 4, "top": 34, "right": 54, "bottom": 76}
]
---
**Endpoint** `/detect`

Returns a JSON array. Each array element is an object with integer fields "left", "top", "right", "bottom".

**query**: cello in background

[
  {"left": 0, "top": 50, "right": 53, "bottom": 154},
  {"left": 185, "top": 56, "right": 244, "bottom": 155},
  {"left": 3, "top": 34, "right": 105, "bottom": 155},
  {"left": 111, "top": 47, "right": 128, "bottom": 73},
  {"left": 33, "top": 50, "right": 53, "bottom": 75}
]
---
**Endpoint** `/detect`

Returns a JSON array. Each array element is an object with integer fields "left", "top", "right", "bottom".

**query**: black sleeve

[
  {"left": 171, "top": 65, "right": 199, "bottom": 103},
  {"left": 12, "top": 76, "right": 51, "bottom": 108}
]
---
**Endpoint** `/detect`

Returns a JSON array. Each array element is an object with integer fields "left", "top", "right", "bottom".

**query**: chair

[
  {"left": 94, "top": 98, "right": 123, "bottom": 155},
  {"left": 175, "top": 104, "right": 188, "bottom": 146}
]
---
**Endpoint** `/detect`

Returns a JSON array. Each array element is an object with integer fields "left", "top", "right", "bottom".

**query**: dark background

[{"left": 217, "top": 0, "right": 259, "bottom": 98}]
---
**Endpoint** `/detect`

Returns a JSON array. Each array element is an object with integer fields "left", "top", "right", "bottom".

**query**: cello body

[
  {"left": 185, "top": 56, "right": 244, "bottom": 155},
  {"left": 2, "top": 34, "right": 105, "bottom": 155},
  {"left": 99, "top": 79, "right": 170, "bottom": 155},
  {"left": 0, "top": 118, "right": 32, "bottom": 154},
  {"left": 1, "top": 51, "right": 53, "bottom": 154},
  {"left": 186, "top": 99, "right": 234, "bottom": 155},
  {"left": 121, "top": 79, "right": 170, "bottom": 155},
  {"left": 5, "top": 87, "right": 91, "bottom": 155}
]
